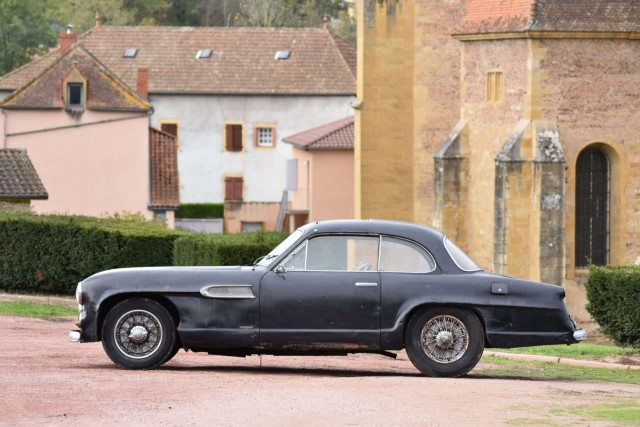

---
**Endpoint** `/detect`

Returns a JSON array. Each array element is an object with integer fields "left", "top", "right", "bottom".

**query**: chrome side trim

[
  {"left": 355, "top": 282, "right": 378, "bottom": 287},
  {"left": 200, "top": 284, "right": 256, "bottom": 299}
]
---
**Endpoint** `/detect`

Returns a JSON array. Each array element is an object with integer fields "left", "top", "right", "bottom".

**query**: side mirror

[{"left": 275, "top": 265, "right": 286, "bottom": 274}]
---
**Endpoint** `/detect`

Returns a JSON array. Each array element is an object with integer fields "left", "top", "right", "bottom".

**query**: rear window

[{"left": 443, "top": 238, "right": 482, "bottom": 272}]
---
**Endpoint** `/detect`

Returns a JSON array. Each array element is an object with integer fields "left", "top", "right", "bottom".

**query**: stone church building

[{"left": 355, "top": 0, "right": 640, "bottom": 333}]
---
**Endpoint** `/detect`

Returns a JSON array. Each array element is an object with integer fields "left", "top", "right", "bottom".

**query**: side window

[
  {"left": 282, "top": 235, "right": 379, "bottom": 272},
  {"left": 283, "top": 241, "right": 308, "bottom": 271},
  {"left": 379, "top": 237, "right": 436, "bottom": 273}
]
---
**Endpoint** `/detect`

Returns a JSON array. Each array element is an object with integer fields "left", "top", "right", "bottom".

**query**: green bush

[
  {"left": 175, "top": 203, "right": 224, "bottom": 219},
  {"left": 0, "top": 213, "right": 183, "bottom": 295},
  {"left": 173, "top": 231, "right": 287, "bottom": 266},
  {"left": 585, "top": 265, "right": 640, "bottom": 348}
]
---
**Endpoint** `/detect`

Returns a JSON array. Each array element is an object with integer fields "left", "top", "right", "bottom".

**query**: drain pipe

[{"left": 1, "top": 109, "right": 6, "bottom": 148}]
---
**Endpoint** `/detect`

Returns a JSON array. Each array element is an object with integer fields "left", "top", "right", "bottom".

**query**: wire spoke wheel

[
  {"left": 114, "top": 310, "right": 163, "bottom": 359},
  {"left": 406, "top": 307, "right": 484, "bottom": 377},
  {"left": 102, "top": 298, "right": 176, "bottom": 369},
  {"left": 420, "top": 315, "right": 469, "bottom": 364}
]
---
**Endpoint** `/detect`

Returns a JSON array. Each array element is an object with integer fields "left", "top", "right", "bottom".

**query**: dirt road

[{"left": 1, "top": 315, "right": 638, "bottom": 426}]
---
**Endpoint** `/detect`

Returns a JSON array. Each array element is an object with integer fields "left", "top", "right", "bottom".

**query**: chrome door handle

[{"left": 355, "top": 282, "right": 378, "bottom": 287}]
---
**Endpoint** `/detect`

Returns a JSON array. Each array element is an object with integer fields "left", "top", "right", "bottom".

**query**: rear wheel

[
  {"left": 405, "top": 307, "right": 484, "bottom": 377},
  {"left": 102, "top": 298, "right": 176, "bottom": 370}
]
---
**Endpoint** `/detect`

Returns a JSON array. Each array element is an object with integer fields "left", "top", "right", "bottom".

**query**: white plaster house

[{"left": 0, "top": 26, "right": 356, "bottom": 232}]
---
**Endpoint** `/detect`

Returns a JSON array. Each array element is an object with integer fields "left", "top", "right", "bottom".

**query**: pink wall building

[{"left": 0, "top": 41, "right": 178, "bottom": 225}]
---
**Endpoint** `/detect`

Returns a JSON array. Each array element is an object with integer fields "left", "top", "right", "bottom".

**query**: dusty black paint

[{"left": 74, "top": 220, "right": 581, "bottom": 358}]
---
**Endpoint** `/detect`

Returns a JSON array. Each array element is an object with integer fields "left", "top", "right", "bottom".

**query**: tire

[
  {"left": 102, "top": 298, "right": 177, "bottom": 370},
  {"left": 405, "top": 307, "right": 484, "bottom": 377}
]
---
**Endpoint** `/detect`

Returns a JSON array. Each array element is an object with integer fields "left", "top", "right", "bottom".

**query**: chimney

[
  {"left": 59, "top": 25, "right": 77, "bottom": 52},
  {"left": 322, "top": 15, "right": 329, "bottom": 30},
  {"left": 137, "top": 67, "right": 149, "bottom": 98}
]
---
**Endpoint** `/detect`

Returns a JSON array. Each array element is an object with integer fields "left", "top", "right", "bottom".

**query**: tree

[
  {"left": 54, "top": 0, "right": 136, "bottom": 34},
  {"left": 235, "top": 0, "right": 296, "bottom": 27},
  {"left": 0, "top": 0, "right": 59, "bottom": 75}
]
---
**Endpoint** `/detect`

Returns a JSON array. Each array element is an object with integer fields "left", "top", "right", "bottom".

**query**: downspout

[{"left": 2, "top": 109, "right": 6, "bottom": 148}]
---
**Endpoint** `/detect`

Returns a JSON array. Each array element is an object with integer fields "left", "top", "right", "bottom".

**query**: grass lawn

[
  {"left": 0, "top": 301, "right": 77, "bottom": 320},
  {"left": 491, "top": 343, "right": 640, "bottom": 360},
  {"left": 475, "top": 355, "right": 640, "bottom": 384}
]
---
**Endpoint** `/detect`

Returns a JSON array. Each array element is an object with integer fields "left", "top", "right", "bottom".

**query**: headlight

[{"left": 75, "top": 282, "right": 83, "bottom": 305}]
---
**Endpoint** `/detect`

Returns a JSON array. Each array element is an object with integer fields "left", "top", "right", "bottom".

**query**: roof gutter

[{"left": 5, "top": 112, "right": 150, "bottom": 138}]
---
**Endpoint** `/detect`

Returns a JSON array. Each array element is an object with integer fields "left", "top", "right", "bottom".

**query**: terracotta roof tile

[
  {"left": 283, "top": 116, "right": 353, "bottom": 150},
  {"left": 0, "top": 149, "right": 48, "bottom": 199},
  {"left": 455, "top": 0, "right": 640, "bottom": 35},
  {"left": 149, "top": 127, "right": 179, "bottom": 209},
  {"left": 1, "top": 27, "right": 356, "bottom": 95},
  {"left": 1, "top": 47, "right": 150, "bottom": 111}
]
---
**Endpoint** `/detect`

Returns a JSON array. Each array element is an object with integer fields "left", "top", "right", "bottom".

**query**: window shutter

[
  {"left": 161, "top": 123, "right": 178, "bottom": 137},
  {"left": 225, "top": 177, "right": 243, "bottom": 201},
  {"left": 226, "top": 124, "right": 243, "bottom": 151}
]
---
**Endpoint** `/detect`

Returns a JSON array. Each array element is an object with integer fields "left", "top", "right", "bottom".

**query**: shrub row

[
  {"left": 173, "top": 231, "right": 288, "bottom": 266},
  {"left": 585, "top": 265, "right": 640, "bottom": 348},
  {"left": 175, "top": 203, "right": 224, "bottom": 219},
  {"left": 0, "top": 213, "right": 182, "bottom": 295}
]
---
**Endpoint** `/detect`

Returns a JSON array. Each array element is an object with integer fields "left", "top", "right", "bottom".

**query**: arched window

[{"left": 575, "top": 147, "right": 610, "bottom": 267}]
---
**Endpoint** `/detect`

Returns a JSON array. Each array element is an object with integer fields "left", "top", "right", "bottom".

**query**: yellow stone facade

[{"left": 356, "top": 0, "right": 640, "bottom": 338}]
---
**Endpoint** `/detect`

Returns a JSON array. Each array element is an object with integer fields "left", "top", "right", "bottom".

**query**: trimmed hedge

[
  {"left": 585, "top": 265, "right": 640, "bottom": 348},
  {"left": 175, "top": 203, "right": 224, "bottom": 219},
  {"left": 0, "top": 213, "right": 183, "bottom": 295},
  {"left": 173, "top": 231, "right": 287, "bottom": 266}
]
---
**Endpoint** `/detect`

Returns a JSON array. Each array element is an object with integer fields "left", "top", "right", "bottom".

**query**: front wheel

[
  {"left": 405, "top": 307, "right": 484, "bottom": 377},
  {"left": 102, "top": 298, "right": 177, "bottom": 370}
]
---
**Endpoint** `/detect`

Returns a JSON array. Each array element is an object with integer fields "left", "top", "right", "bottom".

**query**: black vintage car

[{"left": 69, "top": 220, "right": 586, "bottom": 377}]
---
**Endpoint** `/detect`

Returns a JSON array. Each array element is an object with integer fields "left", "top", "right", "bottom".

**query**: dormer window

[
  {"left": 63, "top": 68, "right": 87, "bottom": 114},
  {"left": 67, "top": 83, "right": 83, "bottom": 107}
]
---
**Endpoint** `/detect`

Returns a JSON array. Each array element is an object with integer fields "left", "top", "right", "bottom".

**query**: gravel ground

[{"left": 1, "top": 315, "right": 639, "bottom": 426}]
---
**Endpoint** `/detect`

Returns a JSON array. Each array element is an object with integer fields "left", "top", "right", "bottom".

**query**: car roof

[{"left": 299, "top": 219, "right": 446, "bottom": 244}]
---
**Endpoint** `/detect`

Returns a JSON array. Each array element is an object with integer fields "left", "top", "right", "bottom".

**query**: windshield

[
  {"left": 443, "top": 237, "right": 482, "bottom": 272},
  {"left": 255, "top": 229, "right": 304, "bottom": 267}
]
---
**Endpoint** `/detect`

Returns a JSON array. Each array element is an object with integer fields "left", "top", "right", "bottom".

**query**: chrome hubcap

[
  {"left": 420, "top": 315, "right": 469, "bottom": 364},
  {"left": 114, "top": 310, "right": 163, "bottom": 359},
  {"left": 128, "top": 325, "right": 149, "bottom": 343}
]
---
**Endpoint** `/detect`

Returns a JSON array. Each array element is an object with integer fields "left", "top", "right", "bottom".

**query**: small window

[
  {"left": 225, "top": 124, "right": 243, "bottom": 152},
  {"left": 161, "top": 122, "right": 178, "bottom": 137},
  {"left": 275, "top": 50, "right": 291, "bottom": 60},
  {"left": 487, "top": 70, "right": 503, "bottom": 103},
  {"left": 256, "top": 127, "right": 275, "bottom": 147},
  {"left": 241, "top": 221, "right": 263, "bottom": 232},
  {"left": 380, "top": 237, "right": 436, "bottom": 273},
  {"left": 67, "top": 83, "right": 83, "bottom": 107},
  {"left": 123, "top": 48, "right": 138, "bottom": 58},
  {"left": 224, "top": 176, "right": 243, "bottom": 201},
  {"left": 196, "top": 49, "right": 212, "bottom": 59},
  {"left": 444, "top": 238, "right": 482, "bottom": 272}
]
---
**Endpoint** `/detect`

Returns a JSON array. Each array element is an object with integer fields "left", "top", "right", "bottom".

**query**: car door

[{"left": 259, "top": 234, "right": 381, "bottom": 350}]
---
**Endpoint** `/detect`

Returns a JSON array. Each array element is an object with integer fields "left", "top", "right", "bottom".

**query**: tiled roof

[
  {"left": 0, "top": 26, "right": 356, "bottom": 95},
  {"left": 149, "top": 127, "right": 179, "bottom": 209},
  {"left": 1, "top": 47, "right": 150, "bottom": 111},
  {"left": 455, "top": 0, "right": 640, "bottom": 35},
  {"left": 283, "top": 116, "right": 353, "bottom": 150},
  {"left": 0, "top": 149, "right": 48, "bottom": 199}
]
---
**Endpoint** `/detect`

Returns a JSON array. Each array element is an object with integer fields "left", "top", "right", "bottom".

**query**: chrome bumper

[
  {"left": 573, "top": 329, "right": 587, "bottom": 342},
  {"left": 68, "top": 330, "right": 81, "bottom": 343}
]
